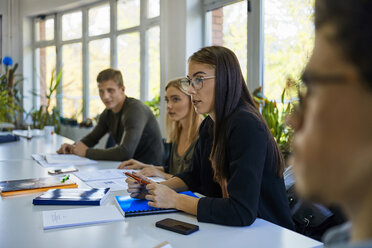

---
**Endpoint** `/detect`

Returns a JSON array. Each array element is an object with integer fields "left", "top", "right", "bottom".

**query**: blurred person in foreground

[{"left": 290, "top": 0, "right": 372, "bottom": 247}]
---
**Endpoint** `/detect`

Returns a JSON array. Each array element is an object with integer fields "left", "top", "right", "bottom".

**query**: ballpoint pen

[{"left": 124, "top": 172, "right": 150, "bottom": 185}]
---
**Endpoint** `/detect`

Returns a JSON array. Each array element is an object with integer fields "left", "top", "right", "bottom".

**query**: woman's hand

[
  {"left": 118, "top": 159, "right": 149, "bottom": 170},
  {"left": 145, "top": 183, "right": 179, "bottom": 209},
  {"left": 139, "top": 167, "right": 166, "bottom": 178},
  {"left": 126, "top": 173, "right": 150, "bottom": 199}
]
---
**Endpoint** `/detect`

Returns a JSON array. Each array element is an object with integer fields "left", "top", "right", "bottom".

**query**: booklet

[
  {"left": 33, "top": 188, "right": 111, "bottom": 206},
  {"left": 115, "top": 191, "right": 198, "bottom": 217},
  {"left": 0, "top": 176, "right": 78, "bottom": 197},
  {"left": 42, "top": 205, "right": 124, "bottom": 230}
]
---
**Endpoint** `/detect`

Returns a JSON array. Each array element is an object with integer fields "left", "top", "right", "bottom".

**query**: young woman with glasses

[
  {"left": 126, "top": 46, "right": 294, "bottom": 228},
  {"left": 118, "top": 78, "right": 203, "bottom": 179}
]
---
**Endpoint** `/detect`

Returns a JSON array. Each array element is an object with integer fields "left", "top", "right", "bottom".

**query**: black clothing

[
  {"left": 177, "top": 106, "right": 294, "bottom": 229},
  {"left": 81, "top": 97, "right": 163, "bottom": 164}
]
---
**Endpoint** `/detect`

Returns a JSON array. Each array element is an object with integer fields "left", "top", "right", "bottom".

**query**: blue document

[
  {"left": 33, "top": 188, "right": 110, "bottom": 206},
  {"left": 115, "top": 191, "right": 198, "bottom": 217}
]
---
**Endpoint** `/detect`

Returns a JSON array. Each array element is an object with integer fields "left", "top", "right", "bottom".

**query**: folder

[{"left": 115, "top": 191, "right": 198, "bottom": 217}]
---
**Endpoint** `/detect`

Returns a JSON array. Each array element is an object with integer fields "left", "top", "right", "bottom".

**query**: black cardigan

[{"left": 177, "top": 106, "right": 294, "bottom": 229}]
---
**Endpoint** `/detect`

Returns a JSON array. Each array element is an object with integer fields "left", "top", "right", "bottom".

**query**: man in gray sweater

[{"left": 57, "top": 68, "right": 164, "bottom": 164}]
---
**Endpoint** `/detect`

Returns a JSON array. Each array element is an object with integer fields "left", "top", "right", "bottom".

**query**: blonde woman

[{"left": 118, "top": 78, "right": 203, "bottom": 179}]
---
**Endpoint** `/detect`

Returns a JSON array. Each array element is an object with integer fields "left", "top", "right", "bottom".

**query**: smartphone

[
  {"left": 48, "top": 167, "right": 78, "bottom": 175},
  {"left": 155, "top": 218, "right": 199, "bottom": 235}
]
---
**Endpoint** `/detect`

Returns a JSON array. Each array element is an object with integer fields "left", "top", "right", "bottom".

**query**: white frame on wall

[{"left": 32, "top": 0, "right": 161, "bottom": 121}]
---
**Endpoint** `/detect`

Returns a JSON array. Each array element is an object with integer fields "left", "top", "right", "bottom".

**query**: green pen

[{"left": 61, "top": 174, "right": 70, "bottom": 183}]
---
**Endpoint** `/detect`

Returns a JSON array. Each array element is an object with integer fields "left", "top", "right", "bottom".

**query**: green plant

[
  {"left": 0, "top": 57, "right": 23, "bottom": 126},
  {"left": 30, "top": 68, "right": 62, "bottom": 133},
  {"left": 145, "top": 95, "right": 160, "bottom": 118},
  {"left": 253, "top": 79, "right": 298, "bottom": 160}
]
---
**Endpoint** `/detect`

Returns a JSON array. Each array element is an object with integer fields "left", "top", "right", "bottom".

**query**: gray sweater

[{"left": 81, "top": 97, "right": 164, "bottom": 164}]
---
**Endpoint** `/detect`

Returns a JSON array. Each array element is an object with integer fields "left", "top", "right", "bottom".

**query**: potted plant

[
  {"left": 253, "top": 78, "right": 298, "bottom": 161},
  {"left": 30, "top": 68, "right": 62, "bottom": 133},
  {"left": 0, "top": 56, "right": 24, "bottom": 128},
  {"left": 145, "top": 95, "right": 160, "bottom": 118}
]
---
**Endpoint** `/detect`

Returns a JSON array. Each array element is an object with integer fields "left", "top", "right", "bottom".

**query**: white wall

[{"left": 159, "top": 0, "right": 203, "bottom": 135}]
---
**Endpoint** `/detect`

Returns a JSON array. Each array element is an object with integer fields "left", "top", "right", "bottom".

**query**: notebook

[
  {"left": 0, "top": 176, "right": 78, "bottom": 197},
  {"left": 33, "top": 188, "right": 111, "bottom": 206},
  {"left": 42, "top": 205, "right": 124, "bottom": 230},
  {"left": 115, "top": 191, "right": 198, "bottom": 217}
]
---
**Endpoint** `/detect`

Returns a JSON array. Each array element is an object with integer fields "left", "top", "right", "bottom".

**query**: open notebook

[{"left": 115, "top": 191, "right": 198, "bottom": 217}]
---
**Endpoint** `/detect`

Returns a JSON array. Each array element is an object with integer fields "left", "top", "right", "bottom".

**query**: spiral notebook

[{"left": 115, "top": 191, "right": 198, "bottom": 217}]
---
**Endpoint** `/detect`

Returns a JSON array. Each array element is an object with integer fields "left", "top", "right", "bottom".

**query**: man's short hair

[{"left": 96, "top": 68, "right": 124, "bottom": 87}]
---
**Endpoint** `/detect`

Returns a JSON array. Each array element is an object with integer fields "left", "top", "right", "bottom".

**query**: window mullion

[
  {"left": 82, "top": 8, "right": 89, "bottom": 120},
  {"left": 110, "top": 0, "right": 117, "bottom": 68},
  {"left": 140, "top": 0, "right": 149, "bottom": 101},
  {"left": 32, "top": 18, "right": 37, "bottom": 111},
  {"left": 247, "top": 0, "right": 263, "bottom": 91},
  {"left": 56, "top": 13, "right": 63, "bottom": 114}
]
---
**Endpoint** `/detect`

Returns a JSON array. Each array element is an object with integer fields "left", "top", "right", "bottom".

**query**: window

[
  {"left": 33, "top": 16, "right": 57, "bottom": 110},
  {"left": 35, "top": 17, "right": 54, "bottom": 41},
  {"left": 35, "top": 46, "right": 56, "bottom": 109},
  {"left": 206, "top": 1, "right": 248, "bottom": 80},
  {"left": 148, "top": 26, "right": 160, "bottom": 100},
  {"left": 89, "top": 38, "right": 110, "bottom": 118},
  {"left": 89, "top": 4, "right": 110, "bottom": 36},
  {"left": 148, "top": 0, "right": 160, "bottom": 19},
  {"left": 62, "top": 42, "right": 83, "bottom": 120},
  {"left": 117, "top": 33, "right": 140, "bottom": 98},
  {"left": 32, "top": 0, "right": 161, "bottom": 121},
  {"left": 263, "top": 0, "right": 314, "bottom": 100},
  {"left": 62, "top": 11, "right": 82, "bottom": 41},
  {"left": 204, "top": 0, "right": 314, "bottom": 101},
  {"left": 117, "top": 0, "right": 140, "bottom": 30}
]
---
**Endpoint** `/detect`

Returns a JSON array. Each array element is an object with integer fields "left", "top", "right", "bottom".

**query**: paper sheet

[
  {"left": 42, "top": 205, "right": 124, "bottom": 230},
  {"left": 86, "top": 179, "right": 128, "bottom": 191},
  {"left": 74, "top": 169, "right": 132, "bottom": 182},
  {"left": 32, "top": 154, "right": 97, "bottom": 168},
  {"left": 45, "top": 154, "right": 93, "bottom": 164}
]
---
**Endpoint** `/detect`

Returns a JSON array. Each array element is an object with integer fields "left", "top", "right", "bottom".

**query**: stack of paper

[{"left": 42, "top": 205, "right": 124, "bottom": 230}]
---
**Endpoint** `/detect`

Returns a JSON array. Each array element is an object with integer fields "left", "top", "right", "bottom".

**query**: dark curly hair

[{"left": 315, "top": 0, "right": 372, "bottom": 87}]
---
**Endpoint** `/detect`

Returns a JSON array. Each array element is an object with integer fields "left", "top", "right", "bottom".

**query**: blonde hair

[{"left": 165, "top": 78, "right": 202, "bottom": 146}]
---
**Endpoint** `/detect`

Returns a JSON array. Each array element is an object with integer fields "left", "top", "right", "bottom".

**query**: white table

[{"left": 0, "top": 134, "right": 323, "bottom": 248}]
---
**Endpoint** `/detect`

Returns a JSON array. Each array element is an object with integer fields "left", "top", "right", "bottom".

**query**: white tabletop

[{"left": 0, "top": 134, "right": 323, "bottom": 248}]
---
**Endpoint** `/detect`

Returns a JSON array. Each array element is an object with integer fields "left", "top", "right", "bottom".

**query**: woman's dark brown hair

[{"left": 189, "top": 46, "right": 284, "bottom": 184}]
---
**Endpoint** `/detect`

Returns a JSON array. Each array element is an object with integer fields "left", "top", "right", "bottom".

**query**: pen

[
  {"left": 61, "top": 174, "right": 70, "bottom": 183},
  {"left": 124, "top": 172, "right": 150, "bottom": 185}
]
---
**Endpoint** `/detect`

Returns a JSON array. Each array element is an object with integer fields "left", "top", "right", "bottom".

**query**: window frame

[{"left": 32, "top": 0, "right": 161, "bottom": 121}]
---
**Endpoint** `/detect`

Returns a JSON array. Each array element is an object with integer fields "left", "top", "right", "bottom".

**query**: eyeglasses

[{"left": 180, "top": 75, "right": 216, "bottom": 91}]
